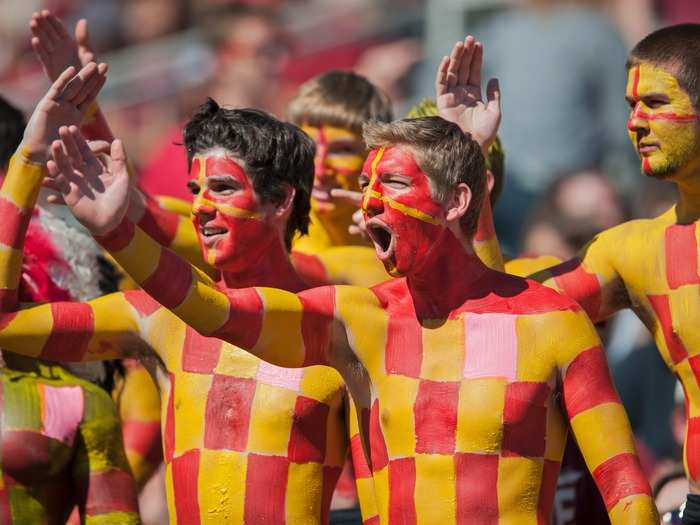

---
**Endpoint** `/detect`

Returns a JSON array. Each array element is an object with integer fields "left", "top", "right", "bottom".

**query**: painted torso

[
  {"left": 127, "top": 292, "right": 347, "bottom": 524},
  {"left": 334, "top": 275, "right": 588, "bottom": 524}
]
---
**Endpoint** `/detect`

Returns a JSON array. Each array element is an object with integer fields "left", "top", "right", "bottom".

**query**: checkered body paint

[{"left": 535, "top": 207, "right": 700, "bottom": 488}]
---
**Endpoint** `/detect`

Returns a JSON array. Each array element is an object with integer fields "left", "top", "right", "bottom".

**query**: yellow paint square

[
  {"left": 544, "top": 398, "right": 567, "bottom": 461},
  {"left": 356, "top": 476, "right": 378, "bottom": 521},
  {"left": 515, "top": 315, "right": 553, "bottom": 382},
  {"left": 497, "top": 456, "right": 541, "bottom": 525},
  {"left": 113, "top": 227, "right": 161, "bottom": 283},
  {"left": 0, "top": 245, "right": 22, "bottom": 292},
  {"left": 286, "top": 462, "right": 323, "bottom": 523},
  {"left": 144, "top": 309, "right": 186, "bottom": 371},
  {"left": 1, "top": 302, "right": 51, "bottom": 358},
  {"left": 455, "top": 378, "right": 506, "bottom": 454},
  {"left": 173, "top": 276, "right": 232, "bottom": 337},
  {"left": 247, "top": 382, "right": 297, "bottom": 455},
  {"left": 414, "top": 454, "right": 456, "bottom": 525},
  {"left": 668, "top": 286, "right": 700, "bottom": 357},
  {"left": 378, "top": 375, "right": 418, "bottom": 457},
  {"left": 172, "top": 372, "right": 211, "bottom": 456},
  {"left": 254, "top": 287, "right": 305, "bottom": 368},
  {"left": 372, "top": 466, "right": 389, "bottom": 523},
  {"left": 420, "top": 318, "right": 464, "bottom": 381},
  {"left": 214, "top": 344, "right": 260, "bottom": 379},
  {"left": 300, "top": 365, "right": 344, "bottom": 403},
  {"left": 198, "top": 449, "right": 246, "bottom": 524},
  {"left": 570, "top": 402, "right": 635, "bottom": 471}
]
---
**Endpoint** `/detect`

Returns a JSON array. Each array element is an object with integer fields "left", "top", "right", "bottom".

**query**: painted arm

[
  {"left": 116, "top": 360, "right": 162, "bottom": 489},
  {"left": 72, "top": 385, "right": 140, "bottom": 523},
  {"left": 30, "top": 10, "right": 114, "bottom": 142},
  {"left": 555, "top": 308, "right": 657, "bottom": 523},
  {"left": 528, "top": 232, "right": 626, "bottom": 323}
]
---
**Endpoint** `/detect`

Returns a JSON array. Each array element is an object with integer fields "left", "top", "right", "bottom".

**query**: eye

[
  {"left": 358, "top": 174, "right": 370, "bottom": 190},
  {"left": 187, "top": 181, "right": 200, "bottom": 195},
  {"left": 385, "top": 179, "right": 409, "bottom": 190},
  {"left": 208, "top": 181, "right": 239, "bottom": 195}
]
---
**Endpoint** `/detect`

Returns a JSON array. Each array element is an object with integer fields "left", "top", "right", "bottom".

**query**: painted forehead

[
  {"left": 364, "top": 145, "right": 427, "bottom": 179},
  {"left": 627, "top": 62, "right": 693, "bottom": 103},
  {"left": 190, "top": 149, "right": 248, "bottom": 181},
  {"left": 301, "top": 124, "right": 361, "bottom": 142}
]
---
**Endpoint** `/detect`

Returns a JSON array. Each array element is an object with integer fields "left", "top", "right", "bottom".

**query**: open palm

[
  {"left": 436, "top": 36, "right": 501, "bottom": 150},
  {"left": 46, "top": 127, "right": 130, "bottom": 236}
]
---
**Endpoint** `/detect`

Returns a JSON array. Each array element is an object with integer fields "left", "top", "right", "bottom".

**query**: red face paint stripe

[
  {"left": 213, "top": 288, "right": 263, "bottom": 349},
  {"left": 536, "top": 459, "right": 561, "bottom": 525},
  {"left": 388, "top": 457, "right": 417, "bottom": 525},
  {"left": 203, "top": 374, "right": 256, "bottom": 451},
  {"left": 287, "top": 396, "right": 330, "bottom": 463},
  {"left": 164, "top": 373, "right": 176, "bottom": 462},
  {"left": 647, "top": 294, "right": 688, "bottom": 364},
  {"left": 634, "top": 111, "right": 698, "bottom": 123},
  {"left": 592, "top": 452, "right": 651, "bottom": 511},
  {"left": 182, "top": 327, "right": 222, "bottom": 374},
  {"left": 42, "top": 303, "right": 95, "bottom": 361},
  {"left": 414, "top": 379, "right": 459, "bottom": 454},
  {"left": 138, "top": 197, "right": 180, "bottom": 246},
  {"left": 85, "top": 469, "right": 140, "bottom": 515},
  {"left": 632, "top": 66, "right": 641, "bottom": 99},
  {"left": 94, "top": 217, "right": 136, "bottom": 252},
  {"left": 369, "top": 399, "right": 389, "bottom": 472},
  {"left": 665, "top": 224, "right": 700, "bottom": 289},
  {"left": 243, "top": 454, "right": 289, "bottom": 525},
  {"left": 455, "top": 452, "right": 499, "bottom": 524},
  {"left": 141, "top": 249, "right": 194, "bottom": 309},
  {"left": 563, "top": 346, "right": 620, "bottom": 419},
  {"left": 549, "top": 259, "right": 602, "bottom": 320},
  {"left": 171, "top": 449, "right": 202, "bottom": 525},
  {"left": 502, "top": 382, "right": 549, "bottom": 458},
  {"left": 121, "top": 420, "right": 163, "bottom": 466},
  {"left": 642, "top": 157, "right": 652, "bottom": 174},
  {"left": 687, "top": 417, "right": 700, "bottom": 480},
  {"left": 350, "top": 433, "right": 372, "bottom": 479},
  {"left": 299, "top": 287, "right": 335, "bottom": 367}
]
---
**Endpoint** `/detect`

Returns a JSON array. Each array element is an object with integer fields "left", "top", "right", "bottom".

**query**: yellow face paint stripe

[
  {"left": 362, "top": 147, "right": 385, "bottom": 210},
  {"left": 195, "top": 197, "right": 262, "bottom": 220}
]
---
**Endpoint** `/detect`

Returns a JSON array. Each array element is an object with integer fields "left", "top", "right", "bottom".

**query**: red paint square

[
  {"left": 563, "top": 346, "right": 620, "bottom": 419},
  {"left": 244, "top": 453, "right": 289, "bottom": 525},
  {"left": 687, "top": 417, "right": 700, "bottom": 480},
  {"left": 665, "top": 224, "right": 700, "bottom": 289},
  {"left": 299, "top": 287, "right": 335, "bottom": 366},
  {"left": 592, "top": 452, "right": 651, "bottom": 511},
  {"left": 86, "top": 469, "right": 139, "bottom": 515},
  {"left": 139, "top": 198, "right": 180, "bottom": 247},
  {"left": 455, "top": 452, "right": 499, "bottom": 524},
  {"left": 214, "top": 288, "right": 263, "bottom": 349},
  {"left": 203, "top": 374, "right": 256, "bottom": 451},
  {"left": 123, "top": 289, "right": 161, "bottom": 317},
  {"left": 502, "top": 382, "right": 549, "bottom": 458},
  {"left": 141, "top": 248, "right": 193, "bottom": 309},
  {"left": 384, "top": 315, "right": 422, "bottom": 378},
  {"left": 43, "top": 303, "right": 94, "bottom": 361},
  {"left": 537, "top": 459, "right": 561, "bottom": 525},
  {"left": 370, "top": 399, "right": 389, "bottom": 472},
  {"left": 414, "top": 379, "right": 459, "bottom": 454},
  {"left": 550, "top": 259, "right": 602, "bottom": 319},
  {"left": 0, "top": 198, "right": 27, "bottom": 248},
  {"left": 321, "top": 465, "right": 343, "bottom": 524},
  {"left": 288, "top": 396, "right": 329, "bottom": 463},
  {"left": 171, "top": 449, "right": 201, "bottom": 525},
  {"left": 648, "top": 294, "right": 688, "bottom": 364},
  {"left": 182, "top": 326, "right": 221, "bottom": 374},
  {"left": 350, "top": 433, "right": 372, "bottom": 479},
  {"left": 388, "top": 457, "right": 417, "bottom": 525}
]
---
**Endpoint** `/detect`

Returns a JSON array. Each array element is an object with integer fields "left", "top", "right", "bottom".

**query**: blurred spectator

[
  {"left": 121, "top": 0, "right": 191, "bottom": 45},
  {"left": 477, "top": 0, "right": 635, "bottom": 253}
]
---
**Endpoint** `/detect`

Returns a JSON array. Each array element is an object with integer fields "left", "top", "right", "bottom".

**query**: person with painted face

[
  {"left": 497, "top": 24, "right": 700, "bottom": 525},
  {"left": 0, "top": 99, "right": 349, "bottom": 524},
  {"left": 43, "top": 82, "right": 658, "bottom": 521}
]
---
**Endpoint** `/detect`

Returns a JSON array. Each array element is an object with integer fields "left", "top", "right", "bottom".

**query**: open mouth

[
  {"left": 312, "top": 187, "right": 335, "bottom": 203},
  {"left": 366, "top": 219, "right": 395, "bottom": 260},
  {"left": 200, "top": 225, "right": 228, "bottom": 246}
]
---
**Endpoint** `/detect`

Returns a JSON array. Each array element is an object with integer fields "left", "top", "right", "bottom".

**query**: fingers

[
  {"left": 435, "top": 55, "right": 450, "bottom": 97},
  {"left": 46, "top": 65, "right": 77, "bottom": 100},
  {"left": 468, "top": 41, "right": 483, "bottom": 87},
  {"left": 59, "top": 126, "right": 83, "bottom": 166},
  {"left": 486, "top": 78, "right": 501, "bottom": 113},
  {"left": 329, "top": 188, "right": 363, "bottom": 205},
  {"left": 74, "top": 62, "right": 108, "bottom": 108},
  {"left": 75, "top": 19, "right": 96, "bottom": 65},
  {"left": 69, "top": 126, "right": 103, "bottom": 172},
  {"left": 87, "top": 140, "right": 112, "bottom": 156},
  {"left": 446, "top": 41, "right": 463, "bottom": 89},
  {"left": 46, "top": 194, "right": 67, "bottom": 205},
  {"left": 110, "top": 139, "right": 129, "bottom": 167},
  {"left": 45, "top": 11, "right": 71, "bottom": 43},
  {"left": 457, "top": 36, "right": 476, "bottom": 86},
  {"left": 49, "top": 140, "right": 75, "bottom": 193}
]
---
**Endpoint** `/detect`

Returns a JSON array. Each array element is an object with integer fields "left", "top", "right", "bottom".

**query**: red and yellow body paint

[
  {"left": 626, "top": 63, "right": 700, "bottom": 177},
  {"left": 90, "top": 145, "right": 656, "bottom": 523},
  {"left": 295, "top": 125, "right": 368, "bottom": 253},
  {"left": 527, "top": 204, "right": 700, "bottom": 492},
  {"left": 0, "top": 150, "right": 349, "bottom": 523}
]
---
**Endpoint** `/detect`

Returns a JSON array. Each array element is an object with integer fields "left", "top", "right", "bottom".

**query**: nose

[
  {"left": 314, "top": 143, "right": 332, "bottom": 179},
  {"left": 362, "top": 179, "right": 384, "bottom": 218},
  {"left": 627, "top": 104, "right": 649, "bottom": 133},
  {"left": 192, "top": 194, "right": 216, "bottom": 224}
]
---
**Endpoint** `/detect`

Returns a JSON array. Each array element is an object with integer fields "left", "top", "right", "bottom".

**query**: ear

[
  {"left": 485, "top": 169, "right": 495, "bottom": 195},
  {"left": 274, "top": 184, "right": 296, "bottom": 220},
  {"left": 445, "top": 182, "right": 472, "bottom": 223}
]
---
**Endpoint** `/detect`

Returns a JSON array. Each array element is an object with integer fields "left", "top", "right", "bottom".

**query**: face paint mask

[
  {"left": 302, "top": 124, "right": 365, "bottom": 218},
  {"left": 189, "top": 150, "right": 276, "bottom": 271},
  {"left": 361, "top": 146, "right": 446, "bottom": 277},
  {"left": 626, "top": 62, "right": 700, "bottom": 179}
]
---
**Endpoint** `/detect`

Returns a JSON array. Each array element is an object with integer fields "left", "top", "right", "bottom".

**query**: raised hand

[
  {"left": 21, "top": 62, "right": 108, "bottom": 162},
  {"left": 30, "top": 10, "right": 95, "bottom": 82},
  {"left": 46, "top": 126, "right": 130, "bottom": 236},
  {"left": 435, "top": 36, "right": 501, "bottom": 152},
  {"left": 329, "top": 188, "right": 368, "bottom": 238}
]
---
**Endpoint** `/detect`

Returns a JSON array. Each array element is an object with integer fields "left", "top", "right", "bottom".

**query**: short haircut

[
  {"left": 198, "top": 5, "right": 278, "bottom": 51},
  {"left": 363, "top": 116, "right": 486, "bottom": 238},
  {"left": 0, "top": 96, "right": 26, "bottom": 172},
  {"left": 406, "top": 98, "right": 504, "bottom": 207},
  {"left": 288, "top": 70, "right": 393, "bottom": 135},
  {"left": 183, "top": 98, "right": 315, "bottom": 250},
  {"left": 628, "top": 24, "right": 700, "bottom": 107}
]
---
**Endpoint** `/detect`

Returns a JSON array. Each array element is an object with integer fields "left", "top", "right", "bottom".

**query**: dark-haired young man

[
  {"left": 49, "top": 101, "right": 657, "bottom": 520},
  {"left": 0, "top": 98, "right": 349, "bottom": 524},
  {"left": 496, "top": 24, "right": 700, "bottom": 524}
]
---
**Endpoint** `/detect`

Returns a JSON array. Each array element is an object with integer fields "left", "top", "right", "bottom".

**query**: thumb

[
  {"left": 110, "top": 139, "right": 129, "bottom": 175},
  {"left": 486, "top": 78, "right": 501, "bottom": 112},
  {"left": 75, "top": 19, "right": 96, "bottom": 64}
]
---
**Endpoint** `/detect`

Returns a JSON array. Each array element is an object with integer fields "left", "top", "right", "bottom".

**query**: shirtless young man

[
  {"left": 0, "top": 97, "right": 348, "bottom": 523},
  {"left": 45, "top": 86, "right": 658, "bottom": 522}
]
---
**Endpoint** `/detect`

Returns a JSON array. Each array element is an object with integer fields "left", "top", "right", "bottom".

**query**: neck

[
  {"left": 406, "top": 230, "right": 489, "bottom": 320},
  {"left": 676, "top": 177, "right": 700, "bottom": 223},
  {"left": 218, "top": 238, "right": 307, "bottom": 292}
]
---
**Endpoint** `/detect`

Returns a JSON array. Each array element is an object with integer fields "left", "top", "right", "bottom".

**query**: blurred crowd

[{"left": 2, "top": 0, "right": 700, "bottom": 522}]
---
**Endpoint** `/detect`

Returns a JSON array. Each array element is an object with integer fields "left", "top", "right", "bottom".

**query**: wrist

[
  {"left": 94, "top": 216, "right": 136, "bottom": 252},
  {"left": 17, "top": 142, "right": 48, "bottom": 165}
]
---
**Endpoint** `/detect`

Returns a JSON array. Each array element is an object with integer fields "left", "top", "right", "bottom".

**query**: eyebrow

[{"left": 206, "top": 174, "right": 239, "bottom": 184}]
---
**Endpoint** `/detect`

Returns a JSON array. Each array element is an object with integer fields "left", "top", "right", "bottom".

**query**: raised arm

[
  {"left": 528, "top": 230, "right": 626, "bottom": 323},
  {"left": 30, "top": 10, "right": 114, "bottom": 142},
  {"left": 72, "top": 385, "right": 140, "bottom": 524},
  {"left": 552, "top": 307, "right": 657, "bottom": 523}
]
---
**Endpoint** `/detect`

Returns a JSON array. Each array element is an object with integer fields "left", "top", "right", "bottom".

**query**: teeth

[{"left": 202, "top": 227, "right": 227, "bottom": 236}]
